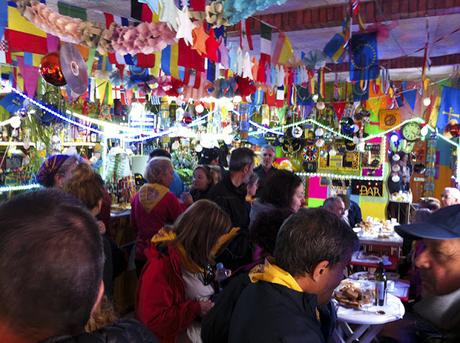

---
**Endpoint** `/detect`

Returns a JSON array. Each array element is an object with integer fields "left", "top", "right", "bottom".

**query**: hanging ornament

[
  {"left": 392, "top": 154, "right": 401, "bottom": 162},
  {"left": 391, "top": 174, "right": 400, "bottom": 183},
  {"left": 315, "top": 128, "right": 324, "bottom": 137},
  {"left": 40, "top": 52, "right": 66, "bottom": 86},
  {"left": 291, "top": 126, "right": 303, "bottom": 138},
  {"left": 315, "top": 139, "right": 325, "bottom": 147}
]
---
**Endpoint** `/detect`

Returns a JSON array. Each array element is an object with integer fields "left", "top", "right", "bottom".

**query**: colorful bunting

[
  {"left": 272, "top": 32, "right": 294, "bottom": 65},
  {"left": 257, "top": 22, "right": 272, "bottom": 83},
  {"left": 350, "top": 32, "right": 379, "bottom": 81}
]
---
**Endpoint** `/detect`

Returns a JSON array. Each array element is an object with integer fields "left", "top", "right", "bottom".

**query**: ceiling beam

[
  {"left": 325, "top": 53, "right": 460, "bottom": 73},
  {"left": 228, "top": 0, "right": 460, "bottom": 35}
]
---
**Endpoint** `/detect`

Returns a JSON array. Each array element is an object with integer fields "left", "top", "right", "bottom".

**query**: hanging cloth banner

[
  {"left": 239, "top": 19, "right": 253, "bottom": 51},
  {"left": 323, "top": 15, "right": 350, "bottom": 63},
  {"left": 257, "top": 22, "right": 272, "bottom": 83},
  {"left": 349, "top": 32, "right": 379, "bottom": 81},
  {"left": 437, "top": 86, "right": 460, "bottom": 132},
  {"left": 317, "top": 68, "right": 325, "bottom": 99},
  {"left": 16, "top": 56, "right": 39, "bottom": 97},
  {"left": 273, "top": 32, "right": 294, "bottom": 65}
]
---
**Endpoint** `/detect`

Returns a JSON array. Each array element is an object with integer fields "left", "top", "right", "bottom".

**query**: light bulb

[
  {"left": 329, "top": 148, "right": 337, "bottom": 156},
  {"left": 233, "top": 95, "right": 242, "bottom": 103},
  {"left": 312, "top": 94, "right": 319, "bottom": 102},
  {"left": 316, "top": 101, "right": 325, "bottom": 110},
  {"left": 195, "top": 104, "right": 205, "bottom": 113},
  {"left": 423, "top": 97, "right": 431, "bottom": 107},
  {"left": 390, "top": 133, "right": 399, "bottom": 143},
  {"left": 195, "top": 144, "right": 203, "bottom": 152}
]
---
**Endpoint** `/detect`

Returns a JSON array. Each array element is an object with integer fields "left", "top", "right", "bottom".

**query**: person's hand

[
  {"left": 181, "top": 192, "right": 193, "bottom": 206},
  {"left": 199, "top": 300, "right": 214, "bottom": 316}
]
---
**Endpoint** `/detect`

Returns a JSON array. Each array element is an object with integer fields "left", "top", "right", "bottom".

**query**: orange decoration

[
  {"left": 39, "top": 52, "right": 66, "bottom": 86},
  {"left": 192, "top": 23, "right": 209, "bottom": 56}
]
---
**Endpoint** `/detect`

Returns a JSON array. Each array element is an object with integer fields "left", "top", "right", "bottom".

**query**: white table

[{"left": 333, "top": 293, "right": 405, "bottom": 343}]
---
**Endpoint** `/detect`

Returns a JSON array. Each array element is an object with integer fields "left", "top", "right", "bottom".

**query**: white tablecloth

[{"left": 335, "top": 293, "right": 405, "bottom": 325}]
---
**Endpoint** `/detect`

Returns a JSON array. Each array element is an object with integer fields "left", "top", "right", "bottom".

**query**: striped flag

[
  {"left": 257, "top": 22, "right": 272, "bottom": 83},
  {"left": 272, "top": 32, "right": 294, "bottom": 65}
]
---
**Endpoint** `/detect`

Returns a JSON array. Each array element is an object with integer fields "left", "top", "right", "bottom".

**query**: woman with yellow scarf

[{"left": 136, "top": 199, "right": 238, "bottom": 343}]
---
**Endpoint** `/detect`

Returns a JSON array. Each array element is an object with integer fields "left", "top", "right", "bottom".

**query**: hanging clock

[{"left": 401, "top": 122, "right": 421, "bottom": 141}]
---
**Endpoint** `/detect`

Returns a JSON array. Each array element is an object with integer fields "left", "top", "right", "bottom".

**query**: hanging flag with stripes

[{"left": 257, "top": 22, "right": 272, "bottom": 83}]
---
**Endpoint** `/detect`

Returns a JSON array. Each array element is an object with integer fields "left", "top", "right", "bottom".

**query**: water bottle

[{"left": 374, "top": 262, "right": 387, "bottom": 306}]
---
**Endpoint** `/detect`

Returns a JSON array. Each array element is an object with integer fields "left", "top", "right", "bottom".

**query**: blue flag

[
  {"left": 350, "top": 32, "right": 379, "bottom": 81},
  {"left": 437, "top": 86, "right": 460, "bottom": 131}
]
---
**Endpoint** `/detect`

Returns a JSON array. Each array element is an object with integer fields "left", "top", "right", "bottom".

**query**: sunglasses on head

[{"left": 202, "top": 264, "right": 216, "bottom": 286}]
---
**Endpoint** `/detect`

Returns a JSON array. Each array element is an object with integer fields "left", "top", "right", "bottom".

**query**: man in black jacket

[
  {"left": 0, "top": 189, "right": 157, "bottom": 343},
  {"left": 207, "top": 147, "right": 255, "bottom": 231},
  {"left": 228, "top": 208, "right": 358, "bottom": 343}
]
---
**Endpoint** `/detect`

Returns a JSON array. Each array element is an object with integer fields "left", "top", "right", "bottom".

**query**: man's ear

[
  {"left": 90, "top": 281, "right": 105, "bottom": 316},
  {"left": 312, "top": 260, "right": 330, "bottom": 282}
]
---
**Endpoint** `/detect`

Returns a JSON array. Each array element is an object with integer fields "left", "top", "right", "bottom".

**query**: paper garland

[{"left": 14, "top": 0, "right": 176, "bottom": 55}]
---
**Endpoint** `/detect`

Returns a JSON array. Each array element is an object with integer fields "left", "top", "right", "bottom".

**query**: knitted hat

[{"left": 36, "top": 154, "right": 70, "bottom": 187}]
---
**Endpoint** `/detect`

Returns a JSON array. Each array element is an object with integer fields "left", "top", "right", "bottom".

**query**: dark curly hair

[{"left": 250, "top": 208, "right": 293, "bottom": 256}]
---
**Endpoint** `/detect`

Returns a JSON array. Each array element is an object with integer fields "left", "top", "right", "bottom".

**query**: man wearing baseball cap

[{"left": 396, "top": 204, "right": 460, "bottom": 341}]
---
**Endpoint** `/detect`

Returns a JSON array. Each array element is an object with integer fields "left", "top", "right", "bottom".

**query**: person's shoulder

[{"left": 41, "top": 319, "right": 159, "bottom": 343}]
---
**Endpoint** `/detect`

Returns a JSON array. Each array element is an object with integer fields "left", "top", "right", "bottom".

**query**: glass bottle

[{"left": 374, "top": 262, "right": 387, "bottom": 306}]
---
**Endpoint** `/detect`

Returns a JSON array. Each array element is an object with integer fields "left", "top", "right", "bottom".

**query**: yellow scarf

[
  {"left": 249, "top": 259, "right": 303, "bottom": 292},
  {"left": 151, "top": 227, "right": 240, "bottom": 273},
  {"left": 139, "top": 183, "right": 169, "bottom": 213}
]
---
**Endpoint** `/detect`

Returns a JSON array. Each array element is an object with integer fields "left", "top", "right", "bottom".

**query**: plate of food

[{"left": 334, "top": 280, "right": 374, "bottom": 309}]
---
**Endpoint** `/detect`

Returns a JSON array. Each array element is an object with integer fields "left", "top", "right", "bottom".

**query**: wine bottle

[{"left": 374, "top": 262, "right": 387, "bottom": 306}]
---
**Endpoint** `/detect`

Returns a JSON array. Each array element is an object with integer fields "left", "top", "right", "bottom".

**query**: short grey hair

[
  {"left": 261, "top": 144, "right": 275, "bottom": 153},
  {"left": 229, "top": 148, "right": 255, "bottom": 172},
  {"left": 144, "top": 157, "right": 172, "bottom": 184},
  {"left": 443, "top": 187, "right": 460, "bottom": 200}
]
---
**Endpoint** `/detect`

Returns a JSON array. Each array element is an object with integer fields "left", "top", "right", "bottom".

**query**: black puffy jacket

[{"left": 40, "top": 319, "right": 159, "bottom": 343}]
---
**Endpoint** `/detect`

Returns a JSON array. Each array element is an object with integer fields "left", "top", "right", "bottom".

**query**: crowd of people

[{"left": 0, "top": 146, "right": 459, "bottom": 343}]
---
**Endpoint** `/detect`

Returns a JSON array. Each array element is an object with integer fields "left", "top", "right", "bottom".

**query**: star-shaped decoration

[
  {"left": 205, "top": 28, "right": 220, "bottom": 62},
  {"left": 191, "top": 22, "right": 209, "bottom": 55},
  {"left": 159, "top": 0, "right": 179, "bottom": 31},
  {"left": 176, "top": 7, "right": 195, "bottom": 46}
]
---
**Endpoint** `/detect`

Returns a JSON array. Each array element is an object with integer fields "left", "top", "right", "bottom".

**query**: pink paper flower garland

[{"left": 15, "top": 0, "right": 176, "bottom": 55}]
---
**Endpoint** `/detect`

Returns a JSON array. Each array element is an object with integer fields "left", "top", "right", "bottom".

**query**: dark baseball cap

[{"left": 395, "top": 204, "right": 460, "bottom": 240}]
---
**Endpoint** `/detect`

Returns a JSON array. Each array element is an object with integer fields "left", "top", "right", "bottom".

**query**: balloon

[{"left": 39, "top": 53, "right": 66, "bottom": 86}]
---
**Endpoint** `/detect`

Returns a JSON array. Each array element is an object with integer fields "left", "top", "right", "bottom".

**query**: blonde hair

[
  {"left": 174, "top": 200, "right": 232, "bottom": 267},
  {"left": 208, "top": 165, "right": 222, "bottom": 185},
  {"left": 62, "top": 163, "right": 103, "bottom": 210},
  {"left": 144, "top": 157, "right": 173, "bottom": 184}
]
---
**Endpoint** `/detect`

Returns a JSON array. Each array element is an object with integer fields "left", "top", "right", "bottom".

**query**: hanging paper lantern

[{"left": 40, "top": 52, "right": 66, "bottom": 86}]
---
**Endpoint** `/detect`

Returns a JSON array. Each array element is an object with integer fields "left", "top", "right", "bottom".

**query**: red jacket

[
  {"left": 131, "top": 191, "right": 185, "bottom": 261},
  {"left": 136, "top": 244, "right": 201, "bottom": 343}
]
